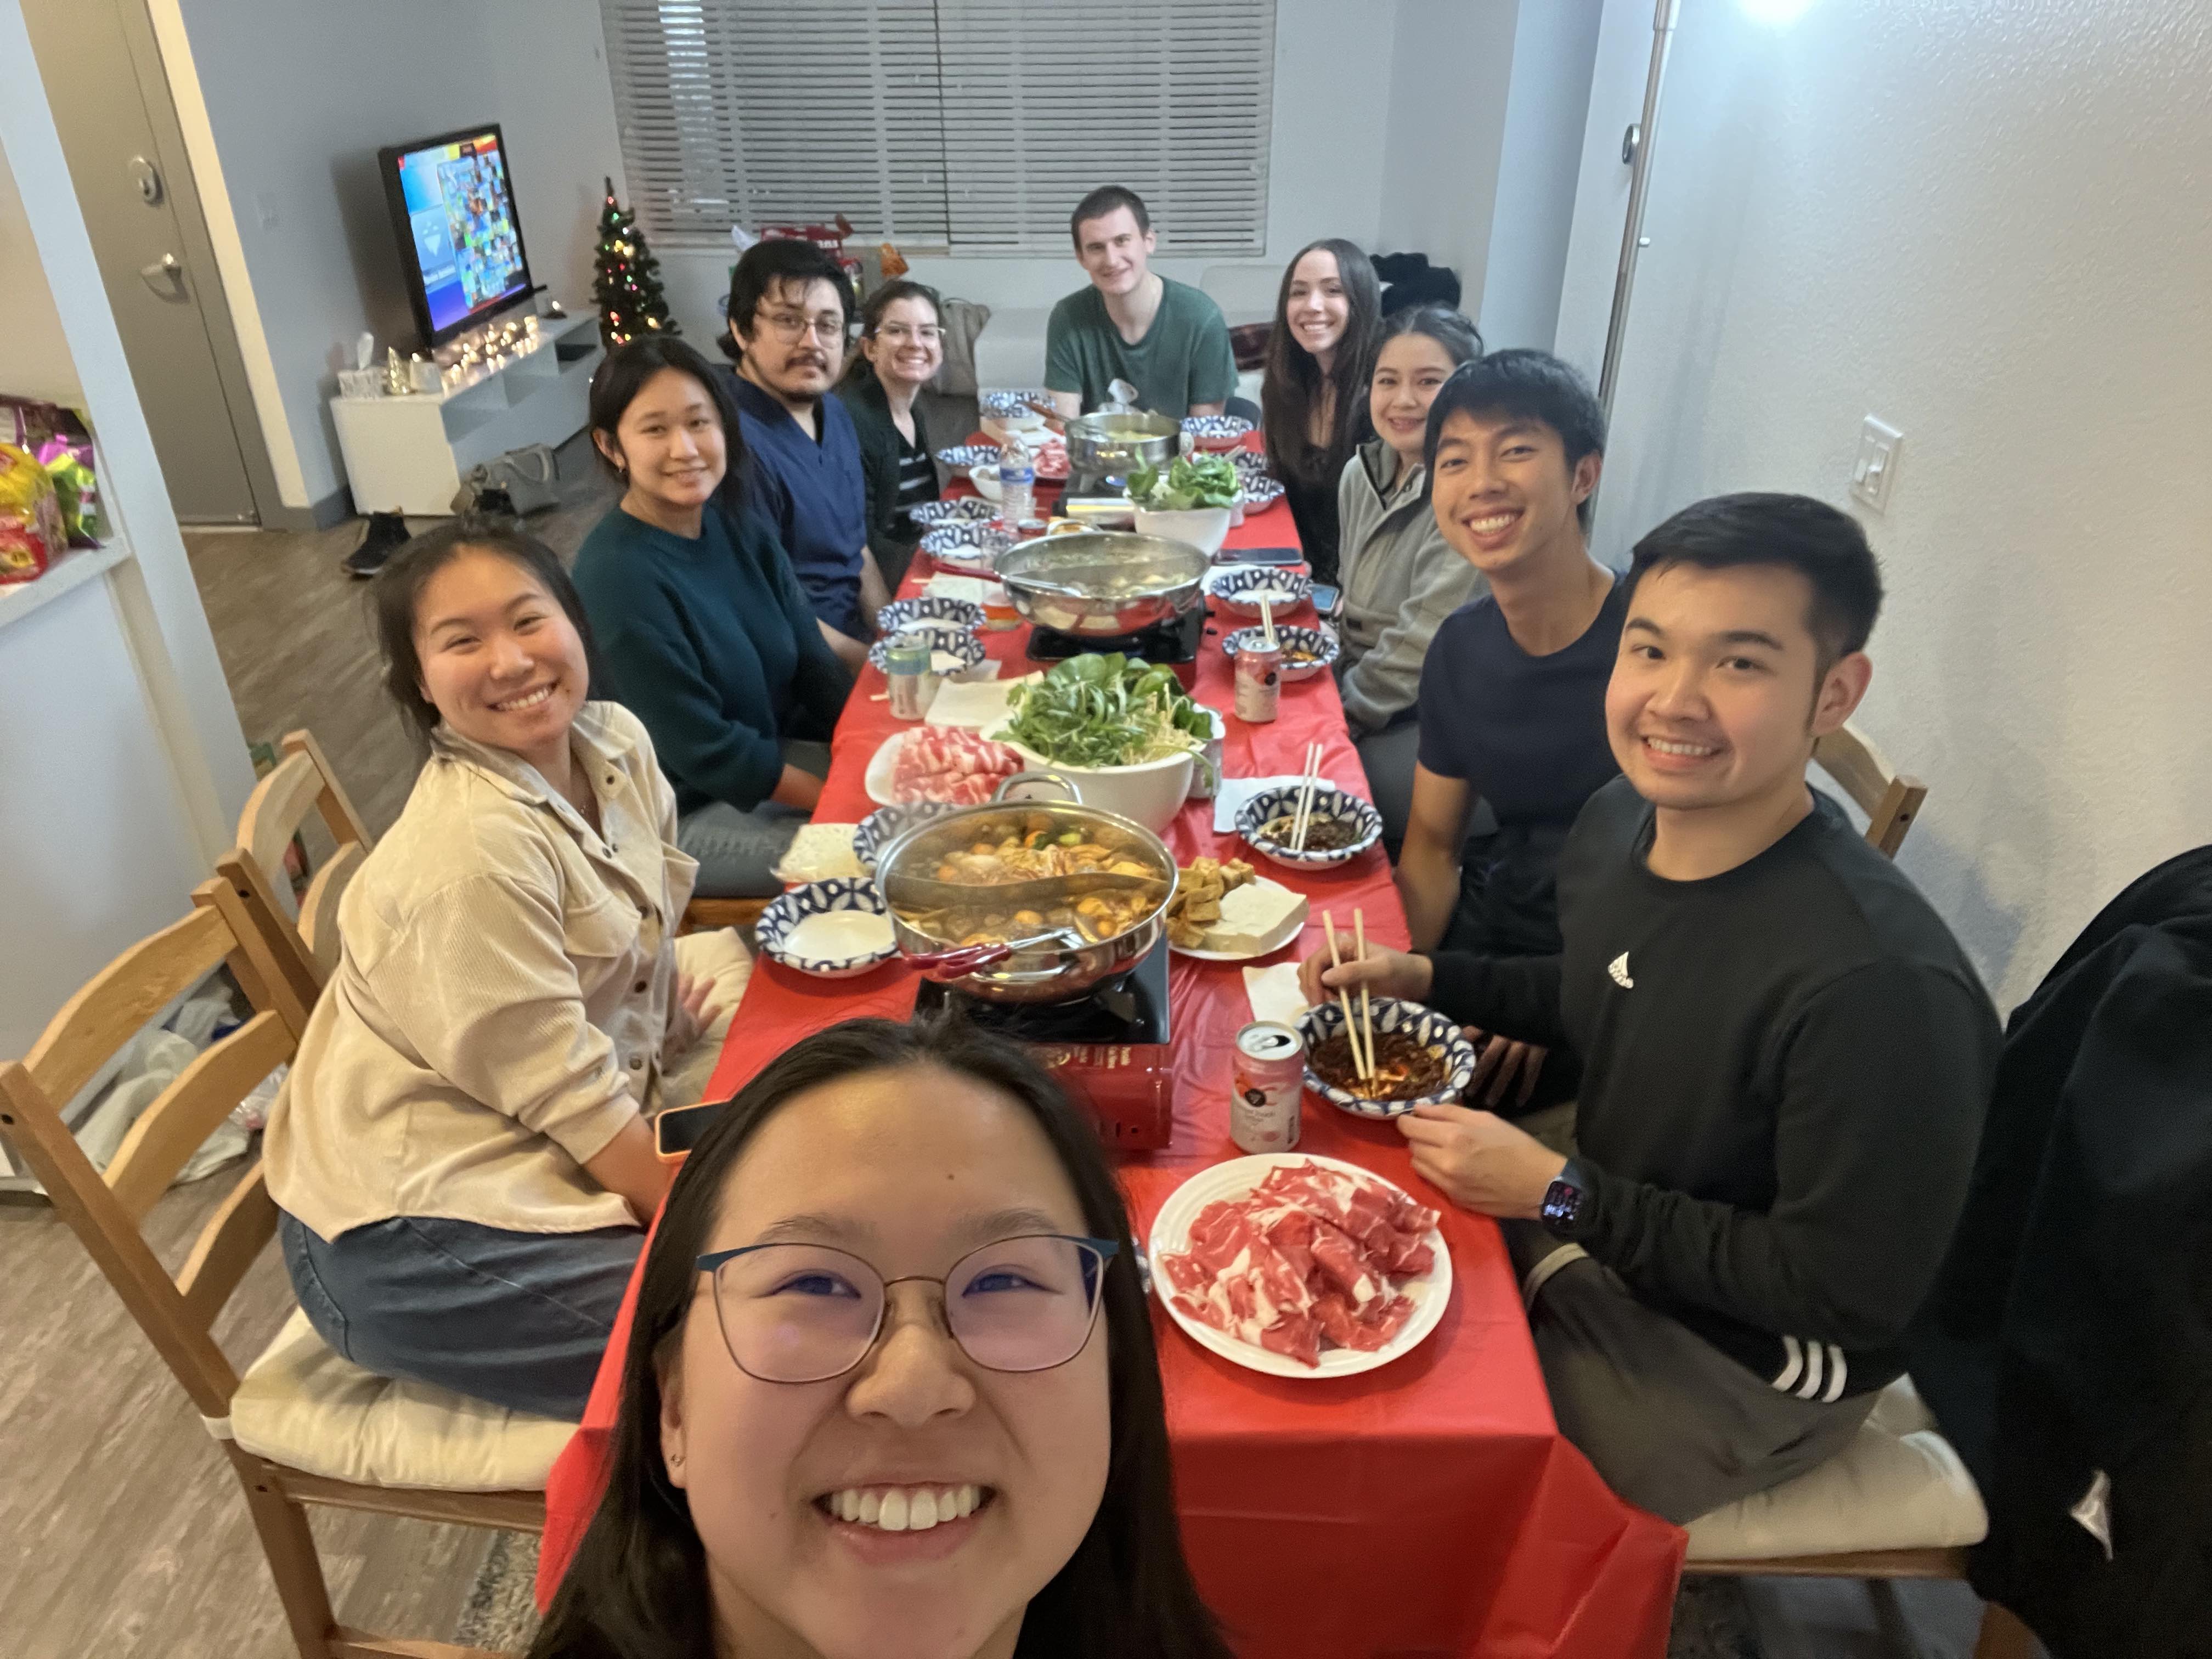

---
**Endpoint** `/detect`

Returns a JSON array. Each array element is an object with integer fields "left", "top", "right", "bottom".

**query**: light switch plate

[{"left": 1852, "top": 416, "right": 1902, "bottom": 512}]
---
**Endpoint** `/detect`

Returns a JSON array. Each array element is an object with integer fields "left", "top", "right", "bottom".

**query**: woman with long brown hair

[
  {"left": 529, "top": 1014, "right": 1234, "bottom": 1659},
  {"left": 1259, "top": 238, "right": 1383, "bottom": 584}
]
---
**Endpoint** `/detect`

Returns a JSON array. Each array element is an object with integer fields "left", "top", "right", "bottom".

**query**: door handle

[{"left": 139, "top": 253, "right": 184, "bottom": 295}]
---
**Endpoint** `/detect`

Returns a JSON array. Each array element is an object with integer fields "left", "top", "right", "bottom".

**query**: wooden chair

[
  {"left": 1681, "top": 1378, "right": 2039, "bottom": 1657},
  {"left": 224, "top": 729, "right": 375, "bottom": 1006},
  {"left": 0, "top": 880, "right": 562, "bottom": 1659},
  {"left": 1814, "top": 722, "right": 1928, "bottom": 859}
]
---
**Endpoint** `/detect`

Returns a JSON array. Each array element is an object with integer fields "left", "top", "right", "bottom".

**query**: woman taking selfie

[
  {"left": 531, "top": 1015, "right": 1234, "bottom": 1659},
  {"left": 266, "top": 521, "right": 740, "bottom": 1421},
  {"left": 1335, "top": 304, "right": 1487, "bottom": 850},
  {"left": 837, "top": 278, "right": 946, "bottom": 588},
  {"left": 573, "top": 338, "right": 854, "bottom": 898},
  {"left": 1259, "top": 238, "right": 1381, "bottom": 584}
]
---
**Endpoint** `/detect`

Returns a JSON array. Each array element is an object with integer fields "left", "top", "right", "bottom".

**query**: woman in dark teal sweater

[{"left": 573, "top": 340, "right": 853, "bottom": 896}]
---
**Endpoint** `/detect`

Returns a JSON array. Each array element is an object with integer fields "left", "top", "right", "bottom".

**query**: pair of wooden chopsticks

[
  {"left": 1259, "top": 593, "right": 1280, "bottom": 653},
  {"left": 1290, "top": 742, "right": 1323, "bottom": 853},
  {"left": 1322, "top": 906, "right": 1377, "bottom": 1082}
]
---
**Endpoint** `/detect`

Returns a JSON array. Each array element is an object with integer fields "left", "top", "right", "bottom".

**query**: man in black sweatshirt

[{"left": 1305, "top": 493, "right": 2000, "bottom": 1523}]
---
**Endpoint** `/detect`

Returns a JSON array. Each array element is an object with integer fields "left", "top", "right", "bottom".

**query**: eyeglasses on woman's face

[
  {"left": 872, "top": 322, "right": 944, "bottom": 345},
  {"left": 696, "top": 1234, "right": 1119, "bottom": 1384}
]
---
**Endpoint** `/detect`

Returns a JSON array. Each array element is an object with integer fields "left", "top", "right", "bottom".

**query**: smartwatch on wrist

[{"left": 1540, "top": 1158, "right": 1591, "bottom": 1240}]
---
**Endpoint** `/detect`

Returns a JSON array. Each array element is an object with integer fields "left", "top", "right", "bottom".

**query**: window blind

[{"left": 598, "top": 0, "right": 1275, "bottom": 255}]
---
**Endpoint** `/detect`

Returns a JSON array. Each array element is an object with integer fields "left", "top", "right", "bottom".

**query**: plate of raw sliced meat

[
  {"left": 865, "top": 726, "right": 1027, "bottom": 806},
  {"left": 1150, "top": 1154, "right": 1452, "bottom": 1376}
]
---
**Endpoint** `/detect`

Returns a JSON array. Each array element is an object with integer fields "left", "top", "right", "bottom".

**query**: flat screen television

[{"left": 377, "top": 124, "right": 535, "bottom": 350}]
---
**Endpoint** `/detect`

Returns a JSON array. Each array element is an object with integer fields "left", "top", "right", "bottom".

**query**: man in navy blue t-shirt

[
  {"left": 1399, "top": 352, "right": 1620, "bottom": 1110},
  {"left": 714, "top": 239, "right": 887, "bottom": 673}
]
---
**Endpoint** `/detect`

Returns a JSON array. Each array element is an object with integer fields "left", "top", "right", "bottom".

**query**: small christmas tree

[{"left": 594, "top": 177, "right": 677, "bottom": 347}]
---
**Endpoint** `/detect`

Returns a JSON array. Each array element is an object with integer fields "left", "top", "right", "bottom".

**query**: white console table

[{"left": 330, "top": 310, "right": 603, "bottom": 516}]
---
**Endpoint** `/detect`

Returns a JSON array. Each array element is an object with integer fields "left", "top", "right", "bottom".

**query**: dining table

[{"left": 534, "top": 437, "right": 1685, "bottom": 1657}]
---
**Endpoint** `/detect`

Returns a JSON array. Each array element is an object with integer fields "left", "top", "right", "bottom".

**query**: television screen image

[{"left": 379, "top": 125, "right": 535, "bottom": 348}]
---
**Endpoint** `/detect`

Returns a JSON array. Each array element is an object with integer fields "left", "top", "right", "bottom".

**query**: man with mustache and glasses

[
  {"left": 1304, "top": 495, "right": 2000, "bottom": 1526},
  {"left": 716, "top": 239, "right": 887, "bottom": 676}
]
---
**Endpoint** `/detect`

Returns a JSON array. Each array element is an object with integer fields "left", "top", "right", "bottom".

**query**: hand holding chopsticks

[{"left": 1320, "top": 909, "right": 1377, "bottom": 1081}]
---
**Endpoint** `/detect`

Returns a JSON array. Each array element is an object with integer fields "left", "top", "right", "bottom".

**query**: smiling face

[
  {"left": 412, "top": 549, "right": 590, "bottom": 769},
  {"left": 1074, "top": 206, "right": 1155, "bottom": 299},
  {"left": 1429, "top": 407, "right": 1600, "bottom": 580},
  {"left": 735, "top": 275, "right": 848, "bottom": 403},
  {"left": 1284, "top": 248, "right": 1349, "bottom": 366},
  {"left": 1368, "top": 331, "right": 1459, "bottom": 468},
  {"left": 1606, "top": 560, "right": 1870, "bottom": 817},
  {"left": 861, "top": 295, "right": 945, "bottom": 393},
  {"left": 596, "top": 365, "right": 725, "bottom": 516},
  {"left": 662, "top": 1064, "right": 1113, "bottom": 1659}
]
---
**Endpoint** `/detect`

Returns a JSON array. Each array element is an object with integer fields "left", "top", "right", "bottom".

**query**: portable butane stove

[
  {"left": 914, "top": 938, "right": 1173, "bottom": 1152},
  {"left": 1024, "top": 606, "right": 1205, "bottom": 684}
]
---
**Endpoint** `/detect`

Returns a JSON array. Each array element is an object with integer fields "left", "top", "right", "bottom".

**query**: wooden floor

[{"left": 3, "top": 424, "right": 2015, "bottom": 1659}]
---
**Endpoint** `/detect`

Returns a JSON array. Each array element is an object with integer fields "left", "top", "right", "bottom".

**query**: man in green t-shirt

[{"left": 1045, "top": 185, "right": 1237, "bottom": 420}]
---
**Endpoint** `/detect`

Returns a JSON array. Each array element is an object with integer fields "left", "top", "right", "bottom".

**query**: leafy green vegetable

[
  {"left": 998, "top": 653, "right": 1213, "bottom": 768},
  {"left": 1127, "top": 453, "right": 1238, "bottom": 511}
]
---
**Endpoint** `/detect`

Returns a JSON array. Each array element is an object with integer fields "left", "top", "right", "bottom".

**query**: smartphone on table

[
  {"left": 1220, "top": 545, "right": 1302, "bottom": 567},
  {"left": 1310, "top": 583, "right": 1342, "bottom": 619}
]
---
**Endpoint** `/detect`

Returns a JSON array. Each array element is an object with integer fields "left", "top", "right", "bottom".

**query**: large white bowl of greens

[
  {"left": 1130, "top": 454, "right": 1239, "bottom": 557},
  {"left": 989, "top": 654, "right": 1212, "bottom": 833}
]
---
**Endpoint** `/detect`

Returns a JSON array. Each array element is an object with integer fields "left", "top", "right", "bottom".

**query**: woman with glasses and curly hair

[
  {"left": 837, "top": 278, "right": 947, "bottom": 588},
  {"left": 531, "top": 1014, "right": 1234, "bottom": 1659}
]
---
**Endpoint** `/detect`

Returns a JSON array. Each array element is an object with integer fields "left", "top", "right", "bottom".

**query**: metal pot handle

[
  {"left": 905, "top": 926, "right": 1087, "bottom": 981},
  {"left": 991, "top": 769, "right": 1084, "bottom": 805}
]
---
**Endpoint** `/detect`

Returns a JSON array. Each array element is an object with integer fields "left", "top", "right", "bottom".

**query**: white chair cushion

[
  {"left": 1684, "top": 1378, "right": 1987, "bottom": 1561},
  {"left": 229, "top": 1310, "right": 573, "bottom": 1491}
]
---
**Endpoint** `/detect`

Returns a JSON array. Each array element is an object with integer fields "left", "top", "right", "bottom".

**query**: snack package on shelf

[
  {"left": 0, "top": 441, "right": 65, "bottom": 585},
  {"left": 3, "top": 396, "right": 100, "bottom": 548}
]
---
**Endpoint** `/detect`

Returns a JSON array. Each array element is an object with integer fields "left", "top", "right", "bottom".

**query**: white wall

[
  {"left": 159, "top": 0, "right": 624, "bottom": 510},
  {"left": 1375, "top": 0, "right": 1520, "bottom": 311},
  {"left": 652, "top": 0, "right": 1404, "bottom": 362},
  {"left": 1561, "top": 0, "right": 2212, "bottom": 1008},
  {"left": 1474, "top": 0, "right": 1604, "bottom": 351},
  {"left": 0, "top": 151, "right": 81, "bottom": 402}
]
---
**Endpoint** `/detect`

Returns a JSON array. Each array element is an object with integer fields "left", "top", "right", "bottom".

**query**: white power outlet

[{"left": 1852, "top": 416, "right": 1902, "bottom": 512}]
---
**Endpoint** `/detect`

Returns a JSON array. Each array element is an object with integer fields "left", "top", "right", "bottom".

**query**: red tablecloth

[{"left": 535, "top": 457, "right": 1683, "bottom": 1655}]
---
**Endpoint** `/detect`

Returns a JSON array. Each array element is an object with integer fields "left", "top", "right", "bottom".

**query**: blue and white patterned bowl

[
  {"left": 757, "top": 878, "right": 900, "bottom": 978},
  {"left": 867, "top": 624, "right": 987, "bottom": 676},
  {"left": 877, "top": 595, "right": 986, "bottom": 636},
  {"left": 1296, "top": 997, "right": 1479, "bottom": 1119},
  {"left": 935, "top": 443, "right": 1003, "bottom": 473},
  {"left": 1237, "top": 474, "right": 1288, "bottom": 510},
  {"left": 1235, "top": 783, "right": 1384, "bottom": 870},
  {"left": 980, "top": 388, "right": 1053, "bottom": 418},
  {"left": 853, "top": 803, "right": 957, "bottom": 872},
  {"left": 919, "top": 523, "right": 1018, "bottom": 556},
  {"left": 1230, "top": 450, "right": 1277, "bottom": 482},
  {"left": 1205, "top": 565, "right": 1313, "bottom": 618},
  {"left": 1182, "top": 413, "right": 1254, "bottom": 449},
  {"left": 1220, "top": 624, "right": 1339, "bottom": 681},
  {"left": 906, "top": 497, "right": 999, "bottom": 528}
]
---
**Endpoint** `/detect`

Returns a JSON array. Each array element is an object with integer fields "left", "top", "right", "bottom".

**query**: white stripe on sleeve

[
  {"left": 1774, "top": 1334, "right": 1804, "bottom": 1393},
  {"left": 1822, "top": 1344, "right": 1849, "bottom": 1403},
  {"left": 1799, "top": 1339, "right": 1826, "bottom": 1400}
]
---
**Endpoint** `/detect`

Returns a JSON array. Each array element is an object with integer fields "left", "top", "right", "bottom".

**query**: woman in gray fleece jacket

[{"left": 1334, "top": 305, "right": 1486, "bottom": 848}]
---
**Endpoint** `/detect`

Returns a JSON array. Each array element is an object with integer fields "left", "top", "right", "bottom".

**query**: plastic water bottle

[{"left": 997, "top": 436, "right": 1035, "bottom": 528}]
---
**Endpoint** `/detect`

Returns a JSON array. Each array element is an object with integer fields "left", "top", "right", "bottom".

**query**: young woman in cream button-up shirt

[{"left": 264, "top": 520, "right": 715, "bottom": 1421}]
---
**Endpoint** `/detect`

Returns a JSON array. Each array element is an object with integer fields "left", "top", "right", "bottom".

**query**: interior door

[{"left": 24, "top": 0, "right": 266, "bottom": 524}]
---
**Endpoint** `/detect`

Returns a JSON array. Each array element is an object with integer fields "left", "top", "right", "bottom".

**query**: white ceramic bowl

[
  {"left": 1295, "top": 998, "right": 1479, "bottom": 1119},
  {"left": 1133, "top": 505, "right": 1233, "bottom": 557},
  {"left": 969, "top": 464, "right": 1003, "bottom": 505},
  {"left": 994, "top": 741, "right": 1196, "bottom": 834},
  {"left": 757, "top": 879, "right": 900, "bottom": 978},
  {"left": 1235, "top": 783, "right": 1384, "bottom": 870}
]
